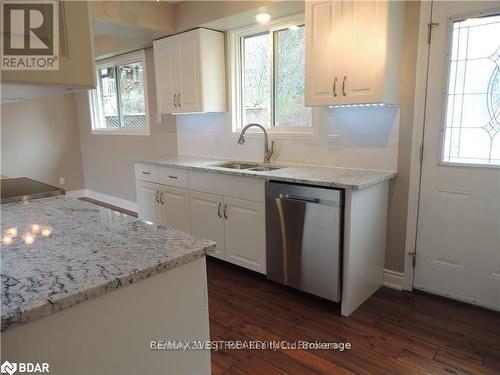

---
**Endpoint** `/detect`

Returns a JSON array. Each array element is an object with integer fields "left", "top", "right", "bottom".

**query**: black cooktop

[{"left": 0, "top": 177, "right": 65, "bottom": 204}]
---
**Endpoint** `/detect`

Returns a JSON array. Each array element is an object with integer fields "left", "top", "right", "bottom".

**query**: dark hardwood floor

[
  {"left": 208, "top": 259, "right": 500, "bottom": 375},
  {"left": 81, "top": 198, "right": 500, "bottom": 375}
]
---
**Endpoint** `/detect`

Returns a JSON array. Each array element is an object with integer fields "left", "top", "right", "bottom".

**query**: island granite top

[
  {"left": 0, "top": 196, "right": 215, "bottom": 331},
  {"left": 134, "top": 156, "right": 396, "bottom": 190}
]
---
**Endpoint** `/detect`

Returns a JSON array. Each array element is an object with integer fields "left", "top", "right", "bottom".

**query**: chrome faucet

[{"left": 237, "top": 123, "right": 275, "bottom": 164}]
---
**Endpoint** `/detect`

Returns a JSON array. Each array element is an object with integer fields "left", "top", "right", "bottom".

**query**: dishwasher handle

[{"left": 278, "top": 193, "right": 320, "bottom": 203}]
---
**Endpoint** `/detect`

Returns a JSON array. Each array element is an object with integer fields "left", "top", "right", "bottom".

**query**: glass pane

[
  {"left": 274, "top": 25, "right": 312, "bottom": 127},
  {"left": 242, "top": 33, "right": 271, "bottom": 127},
  {"left": 118, "top": 61, "right": 146, "bottom": 128},
  {"left": 96, "top": 66, "right": 118, "bottom": 129},
  {"left": 442, "top": 13, "right": 500, "bottom": 166}
]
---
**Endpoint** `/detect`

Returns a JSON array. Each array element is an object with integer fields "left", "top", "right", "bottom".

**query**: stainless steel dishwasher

[{"left": 265, "top": 182, "right": 342, "bottom": 302}]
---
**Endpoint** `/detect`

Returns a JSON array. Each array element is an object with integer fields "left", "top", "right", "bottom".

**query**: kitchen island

[{"left": 1, "top": 196, "right": 215, "bottom": 374}]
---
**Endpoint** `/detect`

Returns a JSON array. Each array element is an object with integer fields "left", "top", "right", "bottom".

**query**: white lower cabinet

[
  {"left": 189, "top": 192, "right": 266, "bottom": 274},
  {"left": 159, "top": 186, "right": 191, "bottom": 233},
  {"left": 223, "top": 197, "right": 266, "bottom": 274},
  {"left": 190, "top": 191, "right": 225, "bottom": 260},
  {"left": 137, "top": 181, "right": 162, "bottom": 224},
  {"left": 136, "top": 165, "right": 266, "bottom": 274},
  {"left": 136, "top": 181, "right": 190, "bottom": 233}
]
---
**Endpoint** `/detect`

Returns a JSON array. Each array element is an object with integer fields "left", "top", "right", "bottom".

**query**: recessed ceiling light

[{"left": 256, "top": 13, "right": 271, "bottom": 24}]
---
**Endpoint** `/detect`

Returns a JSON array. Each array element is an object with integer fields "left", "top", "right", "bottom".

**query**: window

[
  {"left": 442, "top": 12, "right": 500, "bottom": 166},
  {"left": 231, "top": 16, "right": 312, "bottom": 134},
  {"left": 90, "top": 50, "right": 149, "bottom": 135}
]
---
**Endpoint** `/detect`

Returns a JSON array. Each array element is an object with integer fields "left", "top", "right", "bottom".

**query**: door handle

[
  {"left": 177, "top": 93, "right": 181, "bottom": 107},
  {"left": 217, "top": 203, "right": 222, "bottom": 218},
  {"left": 333, "top": 77, "right": 338, "bottom": 97},
  {"left": 342, "top": 76, "right": 347, "bottom": 96},
  {"left": 173, "top": 94, "right": 177, "bottom": 107},
  {"left": 142, "top": 171, "right": 151, "bottom": 175},
  {"left": 278, "top": 193, "right": 320, "bottom": 203},
  {"left": 223, "top": 204, "right": 228, "bottom": 219},
  {"left": 168, "top": 175, "right": 178, "bottom": 179},
  {"left": 160, "top": 192, "right": 165, "bottom": 205},
  {"left": 155, "top": 191, "right": 160, "bottom": 203}
]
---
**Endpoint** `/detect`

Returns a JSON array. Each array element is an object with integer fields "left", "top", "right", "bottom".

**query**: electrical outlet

[
  {"left": 328, "top": 135, "right": 341, "bottom": 150},
  {"left": 59, "top": 177, "right": 66, "bottom": 185},
  {"left": 156, "top": 113, "right": 163, "bottom": 124}
]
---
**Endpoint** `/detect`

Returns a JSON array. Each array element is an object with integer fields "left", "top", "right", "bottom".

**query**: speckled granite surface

[
  {"left": 0, "top": 196, "right": 215, "bottom": 331},
  {"left": 134, "top": 156, "right": 396, "bottom": 190}
]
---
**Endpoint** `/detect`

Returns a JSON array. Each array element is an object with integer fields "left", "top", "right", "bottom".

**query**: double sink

[{"left": 210, "top": 161, "right": 284, "bottom": 172}]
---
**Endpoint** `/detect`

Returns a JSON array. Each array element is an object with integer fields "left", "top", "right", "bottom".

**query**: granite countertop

[
  {"left": 0, "top": 196, "right": 215, "bottom": 331},
  {"left": 135, "top": 156, "right": 397, "bottom": 190}
]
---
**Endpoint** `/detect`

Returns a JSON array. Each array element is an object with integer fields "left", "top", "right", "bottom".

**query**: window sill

[{"left": 91, "top": 128, "right": 150, "bottom": 136}]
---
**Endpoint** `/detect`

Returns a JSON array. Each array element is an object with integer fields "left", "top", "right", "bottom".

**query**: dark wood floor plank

[
  {"left": 397, "top": 349, "right": 470, "bottom": 375},
  {"left": 435, "top": 350, "right": 499, "bottom": 375}
]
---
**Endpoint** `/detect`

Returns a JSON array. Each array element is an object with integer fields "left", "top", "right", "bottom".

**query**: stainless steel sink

[
  {"left": 248, "top": 165, "right": 283, "bottom": 172},
  {"left": 210, "top": 161, "right": 284, "bottom": 172},
  {"left": 211, "top": 161, "right": 259, "bottom": 170}
]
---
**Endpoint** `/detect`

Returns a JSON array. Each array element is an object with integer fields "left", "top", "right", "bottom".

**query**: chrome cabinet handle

[
  {"left": 223, "top": 204, "right": 228, "bottom": 220},
  {"left": 168, "top": 175, "right": 178, "bottom": 179},
  {"left": 177, "top": 93, "right": 181, "bottom": 107},
  {"left": 217, "top": 203, "right": 222, "bottom": 218},
  {"left": 155, "top": 191, "right": 160, "bottom": 203},
  {"left": 333, "top": 77, "right": 338, "bottom": 97},
  {"left": 160, "top": 192, "right": 165, "bottom": 205},
  {"left": 342, "top": 76, "right": 347, "bottom": 96},
  {"left": 142, "top": 171, "right": 151, "bottom": 175},
  {"left": 173, "top": 94, "right": 177, "bottom": 107}
]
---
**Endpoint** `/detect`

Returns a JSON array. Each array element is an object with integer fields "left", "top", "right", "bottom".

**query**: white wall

[
  {"left": 1, "top": 94, "right": 85, "bottom": 191},
  {"left": 176, "top": 106, "right": 399, "bottom": 171}
]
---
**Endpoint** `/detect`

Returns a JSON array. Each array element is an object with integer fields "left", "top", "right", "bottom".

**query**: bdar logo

[{"left": 0, "top": 361, "right": 17, "bottom": 375}]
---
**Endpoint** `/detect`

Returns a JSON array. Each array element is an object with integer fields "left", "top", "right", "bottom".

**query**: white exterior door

[
  {"left": 224, "top": 197, "right": 266, "bottom": 274},
  {"left": 190, "top": 191, "right": 225, "bottom": 260},
  {"left": 158, "top": 186, "right": 191, "bottom": 233},
  {"left": 153, "top": 37, "right": 178, "bottom": 113},
  {"left": 136, "top": 181, "right": 161, "bottom": 224},
  {"left": 414, "top": 1, "right": 500, "bottom": 311}
]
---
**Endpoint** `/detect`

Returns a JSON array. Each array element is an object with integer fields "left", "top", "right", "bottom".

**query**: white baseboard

[
  {"left": 66, "top": 189, "right": 86, "bottom": 198},
  {"left": 66, "top": 189, "right": 138, "bottom": 213},
  {"left": 383, "top": 269, "right": 404, "bottom": 291}
]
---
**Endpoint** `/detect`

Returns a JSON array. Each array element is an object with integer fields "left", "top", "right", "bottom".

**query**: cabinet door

[
  {"left": 190, "top": 191, "right": 225, "bottom": 260},
  {"left": 305, "top": 0, "right": 342, "bottom": 106},
  {"left": 153, "top": 37, "right": 178, "bottom": 113},
  {"left": 158, "top": 186, "right": 191, "bottom": 233},
  {"left": 176, "top": 31, "right": 203, "bottom": 112},
  {"left": 340, "top": 0, "right": 385, "bottom": 104},
  {"left": 224, "top": 197, "right": 266, "bottom": 274},
  {"left": 136, "top": 181, "right": 161, "bottom": 224}
]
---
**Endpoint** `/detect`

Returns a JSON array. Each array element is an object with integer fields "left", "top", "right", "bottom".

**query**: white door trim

[{"left": 402, "top": 1, "right": 433, "bottom": 291}]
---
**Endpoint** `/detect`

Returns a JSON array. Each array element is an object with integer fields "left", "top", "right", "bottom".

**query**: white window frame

[
  {"left": 228, "top": 14, "right": 317, "bottom": 139},
  {"left": 90, "top": 50, "right": 150, "bottom": 136}
]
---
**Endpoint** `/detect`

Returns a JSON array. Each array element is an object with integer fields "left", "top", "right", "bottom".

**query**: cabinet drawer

[
  {"left": 135, "top": 163, "right": 188, "bottom": 189},
  {"left": 189, "top": 171, "right": 265, "bottom": 203}
]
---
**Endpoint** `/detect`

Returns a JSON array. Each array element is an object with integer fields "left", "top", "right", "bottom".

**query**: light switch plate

[
  {"left": 328, "top": 135, "right": 341, "bottom": 150},
  {"left": 59, "top": 177, "right": 66, "bottom": 185}
]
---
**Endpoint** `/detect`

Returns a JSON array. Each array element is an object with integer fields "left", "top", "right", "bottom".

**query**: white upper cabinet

[
  {"left": 305, "top": 0, "right": 405, "bottom": 106},
  {"left": 153, "top": 28, "right": 226, "bottom": 114}
]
